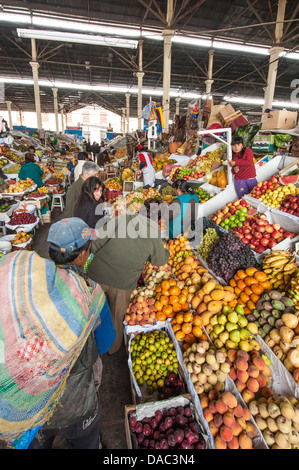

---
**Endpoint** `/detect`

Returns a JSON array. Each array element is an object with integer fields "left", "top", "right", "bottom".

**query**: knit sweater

[{"left": 232, "top": 148, "right": 256, "bottom": 180}]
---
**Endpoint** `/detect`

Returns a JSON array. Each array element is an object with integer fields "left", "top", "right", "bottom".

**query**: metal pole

[
  {"left": 19, "top": 110, "right": 23, "bottom": 126},
  {"left": 205, "top": 49, "right": 215, "bottom": 99},
  {"left": 125, "top": 93, "right": 131, "bottom": 134},
  {"left": 175, "top": 97, "right": 181, "bottom": 116},
  {"left": 162, "top": 28, "right": 174, "bottom": 133},
  {"left": 60, "top": 105, "right": 65, "bottom": 134},
  {"left": 136, "top": 39, "right": 144, "bottom": 131}
]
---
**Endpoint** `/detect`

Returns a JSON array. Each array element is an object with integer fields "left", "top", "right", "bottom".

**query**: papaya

[
  {"left": 207, "top": 300, "right": 223, "bottom": 314},
  {"left": 210, "top": 289, "right": 226, "bottom": 301}
]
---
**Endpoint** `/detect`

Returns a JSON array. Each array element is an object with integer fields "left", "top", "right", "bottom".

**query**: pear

[
  {"left": 288, "top": 428, "right": 299, "bottom": 445},
  {"left": 255, "top": 414, "right": 268, "bottom": 431},
  {"left": 249, "top": 400, "right": 259, "bottom": 416},
  {"left": 276, "top": 415, "right": 292, "bottom": 434},
  {"left": 268, "top": 402, "right": 281, "bottom": 419},
  {"left": 292, "top": 408, "right": 299, "bottom": 424}
]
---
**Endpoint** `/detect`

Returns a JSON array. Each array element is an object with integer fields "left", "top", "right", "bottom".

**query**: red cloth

[
  {"left": 139, "top": 151, "right": 153, "bottom": 168},
  {"left": 232, "top": 147, "right": 256, "bottom": 180}
]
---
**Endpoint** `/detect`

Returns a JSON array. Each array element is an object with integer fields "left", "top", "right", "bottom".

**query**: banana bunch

[
  {"left": 122, "top": 168, "right": 135, "bottom": 181},
  {"left": 262, "top": 250, "right": 297, "bottom": 291},
  {"left": 288, "top": 270, "right": 299, "bottom": 311}
]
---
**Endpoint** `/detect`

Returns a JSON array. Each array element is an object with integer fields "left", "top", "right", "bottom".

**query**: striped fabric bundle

[{"left": 0, "top": 251, "right": 105, "bottom": 446}]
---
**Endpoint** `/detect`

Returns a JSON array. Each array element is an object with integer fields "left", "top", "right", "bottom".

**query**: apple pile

[
  {"left": 211, "top": 199, "right": 256, "bottom": 227},
  {"left": 125, "top": 295, "right": 156, "bottom": 327},
  {"left": 200, "top": 389, "right": 258, "bottom": 449},
  {"left": 249, "top": 176, "right": 280, "bottom": 199},
  {"left": 280, "top": 194, "right": 299, "bottom": 217},
  {"left": 128, "top": 404, "right": 206, "bottom": 449},
  {"left": 234, "top": 213, "right": 295, "bottom": 253},
  {"left": 157, "top": 371, "right": 184, "bottom": 400},
  {"left": 228, "top": 349, "right": 273, "bottom": 404},
  {"left": 9, "top": 212, "right": 37, "bottom": 226}
]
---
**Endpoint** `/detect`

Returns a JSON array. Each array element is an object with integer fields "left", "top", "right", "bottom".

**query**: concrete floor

[{"left": 0, "top": 208, "right": 133, "bottom": 449}]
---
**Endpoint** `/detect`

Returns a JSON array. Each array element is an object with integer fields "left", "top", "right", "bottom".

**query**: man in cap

[{"left": 29, "top": 218, "right": 114, "bottom": 449}]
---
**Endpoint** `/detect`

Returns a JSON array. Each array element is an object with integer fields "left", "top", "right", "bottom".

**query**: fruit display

[
  {"left": 263, "top": 311, "right": 299, "bottom": 383},
  {"left": 0, "top": 198, "right": 18, "bottom": 212},
  {"left": 24, "top": 191, "right": 48, "bottom": 199},
  {"left": 200, "top": 390, "right": 258, "bottom": 449},
  {"left": 1, "top": 148, "right": 23, "bottom": 163},
  {"left": 280, "top": 194, "right": 299, "bottom": 217},
  {"left": 125, "top": 296, "right": 156, "bottom": 327},
  {"left": 182, "top": 340, "right": 231, "bottom": 394},
  {"left": 129, "top": 330, "right": 179, "bottom": 393},
  {"left": 3, "top": 164, "right": 21, "bottom": 174},
  {"left": 205, "top": 303, "right": 259, "bottom": 352},
  {"left": 153, "top": 153, "right": 171, "bottom": 172},
  {"left": 247, "top": 290, "right": 295, "bottom": 339},
  {"left": 206, "top": 231, "right": 259, "bottom": 284},
  {"left": 37, "top": 186, "right": 49, "bottom": 194},
  {"left": 187, "top": 147, "right": 224, "bottom": 174},
  {"left": 228, "top": 268, "right": 271, "bottom": 315},
  {"left": 193, "top": 187, "right": 214, "bottom": 203},
  {"left": 249, "top": 395, "right": 299, "bottom": 449},
  {"left": 171, "top": 310, "right": 206, "bottom": 347},
  {"left": 142, "top": 187, "right": 161, "bottom": 201},
  {"left": 45, "top": 178, "right": 62, "bottom": 186},
  {"left": 157, "top": 372, "right": 184, "bottom": 400},
  {"left": 197, "top": 228, "right": 220, "bottom": 260},
  {"left": 289, "top": 270, "right": 299, "bottom": 312},
  {"left": 11, "top": 232, "right": 31, "bottom": 245},
  {"left": 3, "top": 178, "right": 35, "bottom": 194},
  {"left": 8, "top": 212, "right": 37, "bottom": 226},
  {"left": 0, "top": 157, "right": 9, "bottom": 168},
  {"left": 209, "top": 168, "right": 228, "bottom": 189},
  {"left": 153, "top": 278, "right": 191, "bottom": 321},
  {"left": 262, "top": 250, "right": 297, "bottom": 291},
  {"left": 227, "top": 349, "right": 272, "bottom": 404},
  {"left": 128, "top": 402, "right": 207, "bottom": 449},
  {"left": 249, "top": 177, "right": 299, "bottom": 210},
  {"left": 122, "top": 168, "right": 135, "bottom": 181},
  {"left": 211, "top": 198, "right": 255, "bottom": 227},
  {"left": 234, "top": 214, "right": 295, "bottom": 253},
  {"left": 105, "top": 177, "right": 123, "bottom": 190},
  {"left": 114, "top": 147, "right": 127, "bottom": 160}
]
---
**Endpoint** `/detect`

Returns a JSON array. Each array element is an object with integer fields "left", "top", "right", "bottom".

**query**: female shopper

[
  {"left": 136, "top": 144, "right": 156, "bottom": 188},
  {"left": 18, "top": 152, "right": 44, "bottom": 188},
  {"left": 168, "top": 179, "right": 200, "bottom": 240},
  {"left": 228, "top": 136, "right": 257, "bottom": 199},
  {"left": 74, "top": 176, "right": 105, "bottom": 228}
]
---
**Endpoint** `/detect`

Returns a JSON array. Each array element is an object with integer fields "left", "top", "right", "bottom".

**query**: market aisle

[{"left": 31, "top": 209, "right": 132, "bottom": 449}]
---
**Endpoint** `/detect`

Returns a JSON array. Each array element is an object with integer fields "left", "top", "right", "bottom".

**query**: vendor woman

[
  {"left": 168, "top": 179, "right": 200, "bottom": 240},
  {"left": 228, "top": 136, "right": 257, "bottom": 199},
  {"left": 136, "top": 144, "right": 156, "bottom": 188},
  {"left": 18, "top": 152, "right": 44, "bottom": 188}
]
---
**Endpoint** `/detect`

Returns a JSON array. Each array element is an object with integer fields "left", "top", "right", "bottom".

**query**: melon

[{"left": 279, "top": 175, "right": 299, "bottom": 185}]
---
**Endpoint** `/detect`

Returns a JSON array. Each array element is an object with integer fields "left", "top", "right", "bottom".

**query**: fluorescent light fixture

[
  {"left": 279, "top": 50, "right": 299, "bottom": 60},
  {"left": 172, "top": 36, "right": 211, "bottom": 47},
  {"left": 0, "top": 11, "right": 31, "bottom": 24},
  {"left": 17, "top": 28, "right": 138, "bottom": 49},
  {"left": 224, "top": 95, "right": 299, "bottom": 109},
  {"left": 213, "top": 40, "right": 269, "bottom": 55}
]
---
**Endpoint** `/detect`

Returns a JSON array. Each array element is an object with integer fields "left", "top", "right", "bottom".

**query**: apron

[{"left": 140, "top": 151, "right": 155, "bottom": 187}]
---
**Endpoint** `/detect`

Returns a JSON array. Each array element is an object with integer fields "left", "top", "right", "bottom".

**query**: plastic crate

[{"left": 106, "top": 189, "right": 123, "bottom": 201}]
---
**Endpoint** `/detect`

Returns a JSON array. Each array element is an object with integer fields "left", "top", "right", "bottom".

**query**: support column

[
  {"left": 125, "top": 93, "right": 131, "bottom": 134},
  {"left": 136, "top": 72, "right": 145, "bottom": 131},
  {"left": 5, "top": 101, "right": 12, "bottom": 129},
  {"left": 175, "top": 97, "right": 181, "bottom": 116},
  {"left": 205, "top": 49, "right": 215, "bottom": 99},
  {"left": 30, "top": 38, "right": 42, "bottom": 130},
  {"left": 162, "top": 29, "right": 174, "bottom": 133},
  {"left": 121, "top": 107, "right": 126, "bottom": 134},
  {"left": 262, "top": 0, "right": 287, "bottom": 112},
  {"left": 60, "top": 105, "right": 65, "bottom": 134},
  {"left": 19, "top": 110, "right": 23, "bottom": 126},
  {"left": 51, "top": 87, "right": 59, "bottom": 133}
]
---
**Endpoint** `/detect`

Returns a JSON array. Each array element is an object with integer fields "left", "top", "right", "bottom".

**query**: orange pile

[
  {"left": 154, "top": 279, "right": 190, "bottom": 321},
  {"left": 167, "top": 235, "right": 192, "bottom": 266},
  {"left": 228, "top": 267, "right": 271, "bottom": 314},
  {"left": 171, "top": 311, "right": 208, "bottom": 350}
]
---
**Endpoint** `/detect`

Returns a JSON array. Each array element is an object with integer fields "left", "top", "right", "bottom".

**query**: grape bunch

[
  {"left": 197, "top": 228, "right": 219, "bottom": 260},
  {"left": 206, "top": 232, "right": 260, "bottom": 283},
  {"left": 202, "top": 217, "right": 226, "bottom": 238}
]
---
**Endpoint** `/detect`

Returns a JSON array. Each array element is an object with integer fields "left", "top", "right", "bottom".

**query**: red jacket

[{"left": 232, "top": 148, "right": 256, "bottom": 180}]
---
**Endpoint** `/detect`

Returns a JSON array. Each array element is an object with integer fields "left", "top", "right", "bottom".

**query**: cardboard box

[
  {"left": 261, "top": 109, "right": 298, "bottom": 130},
  {"left": 217, "top": 103, "right": 235, "bottom": 121}
]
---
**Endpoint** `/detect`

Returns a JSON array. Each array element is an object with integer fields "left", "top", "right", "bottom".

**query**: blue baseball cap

[{"left": 47, "top": 217, "right": 92, "bottom": 253}]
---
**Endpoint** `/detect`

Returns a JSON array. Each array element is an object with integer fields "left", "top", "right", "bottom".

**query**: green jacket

[
  {"left": 89, "top": 213, "right": 170, "bottom": 291},
  {"left": 64, "top": 176, "right": 84, "bottom": 218},
  {"left": 18, "top": 162, "right": 44, "bottom": 188}
]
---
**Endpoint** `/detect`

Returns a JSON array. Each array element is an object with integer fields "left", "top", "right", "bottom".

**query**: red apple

[
  {"left": 245, "top": 234, "right": 253, "bottom": 240},
  {"left": 260, "top": 238, "right": 270, "bottom": 247},
  {"left": 259, "top": 214, "right": 267, "bottom": 220},
  {"left": 272, "top": 230, "right": 281, "bottom": 239},
  {"left": 272, "top": 223, "right": 280, "bottom": 231},
  {"left": 263, "top": 233, "right": 270, "bottom": 239},
  {"left": 264, "top": 225, "right": 274, "bottom": 233},
  {"left": 255, "top": 245, "right": 266, "bottom": 253},
  {"left": 267, "top": 240, "right": 277, "bottom": 248},
  {"left": 253, "top": 231, "right": 262, "bottom": 239}
]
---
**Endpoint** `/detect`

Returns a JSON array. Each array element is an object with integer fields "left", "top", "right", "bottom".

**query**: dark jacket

[
  {"left": 64, "top": 176, "right": 84, "bottom": 218},
  {"left": 74, "top": 200, "right": 105, "bottom": 229}
]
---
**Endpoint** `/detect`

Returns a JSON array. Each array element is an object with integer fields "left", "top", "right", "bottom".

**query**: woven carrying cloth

[{"left": 0, "top": 251, "right": 105, "bottom": 447}]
